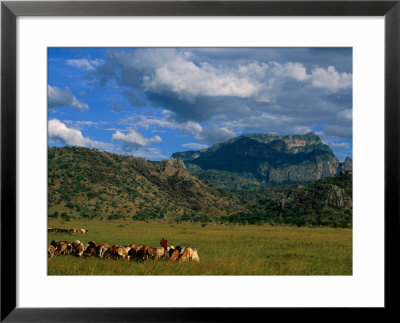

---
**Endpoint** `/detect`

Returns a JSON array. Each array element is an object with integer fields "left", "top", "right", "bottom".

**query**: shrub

[{"left": 61, "top": 212, "right": 71, "bottom": 221}]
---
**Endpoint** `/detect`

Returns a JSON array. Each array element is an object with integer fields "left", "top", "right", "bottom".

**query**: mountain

[
  {"left": 173, "top": 132, "right": 344, "bottom": 185},
  {"left": 48, "top": 145, "right": 352, "bottom": 228},
  {"left": 339, "top": 156, "right": 353, "bottom": 172},
  {"left": 48, "top": 146, "right": 247, "bottom": 220},
  {"left": 233, "top": 170, "right": 352, "bottom": 227},
  {"left": 286, "top": 170, "right": 352, "bottom": 209},
  {"left": 189, "top": 169, "right": 262, "bottom": 191}
]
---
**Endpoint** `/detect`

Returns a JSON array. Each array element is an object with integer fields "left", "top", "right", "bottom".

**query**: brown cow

[
  {"left": 53, "top": 241, "right": 71, "bottom": 255},
  {"left": 128, "top": 245, "right": 140, "bottom": 260},
  {"left": 146, "top": 247, "right": 165, "bottom": 260},
  {"left": 127, "top": 247, "right": 136, "bottom": 260},
  {"left": 84, "top": 246, "right": 97, "bottom": 257},
  {"left": 166, "top": 246, "right": 199, "bottom": 262},
  {"left": 168, "top": 246, "right": 180, "bottom": 256},
  {"left": 99, "top": 245, "right": 109, "bottom": 259},
  {"left": 189, "top": 248, "right": 200, "bottom": 262},
  {"left": 48, "top": 245, "right": 56, "bottom": 258},
  {"left": 178, "top": 247, "right": 200, "bottom": 262},
  {"left": 155, "top": 247, "right": 165, "bottom": 260},
  {"left": 72, "top": 240, "right": 85, "bottom": 257},
  {"left": 66, "top": 242, "right": 73, "bottom": 254},
  {"left": 146, "top": 247, "right": 158, "bottom": 260},
  {"left": 97, "top": 243, "right": 110, "bottom": 258},
  {"left": 178, "top": 248, "right": 191, "bottom": 262},
  {"left": 103, "top": 245, "right": 119, "bottom": 259},
  {"left": 141, "top": 246, "right": 149, "bottom": 260},
  {"left": 168, "top": 248, "right": 181, "bottom": 262},
  {"left": 87, "top": 241, "right": 101, "bottom": 255},
  {"left": 88, "top": 241, "right": 100, "bottom": 248},
  {"left": 128, "top": 245, "right": 148, "bottom": 261},
  {"left": 116, "top": 246, "right": 130, "bottom": 259}
]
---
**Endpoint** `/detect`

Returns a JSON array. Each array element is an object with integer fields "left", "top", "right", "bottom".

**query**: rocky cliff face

[
  {"left": 158, "top": 158, "right": 190, "bottom": 179},
  {"left": 173, "top": 132, "right": 340, "bottom": 184},
  {"left": 339, "top": 156, "right": 353, "bottom": 172}
]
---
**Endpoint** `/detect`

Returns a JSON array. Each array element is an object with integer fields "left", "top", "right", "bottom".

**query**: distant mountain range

[
  {"left": 48, "top": 132, "right": 352, "bottom": 227},
  {"left": 173, "top": 132, "right": 352, "bottom": 187}
]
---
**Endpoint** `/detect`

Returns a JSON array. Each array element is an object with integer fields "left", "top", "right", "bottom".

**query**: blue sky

[{"left": 48, "top": 48, "right": 352, "bottom": 161}]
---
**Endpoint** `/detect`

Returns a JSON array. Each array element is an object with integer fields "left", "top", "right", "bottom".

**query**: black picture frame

[{"left": 1, "top": 1, "right": 399, "bottom": 321}]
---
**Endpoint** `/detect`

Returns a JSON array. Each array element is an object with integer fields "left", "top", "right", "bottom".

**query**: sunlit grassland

[{"left": 48, "top": 219, "right": 352, "bottom": 275}]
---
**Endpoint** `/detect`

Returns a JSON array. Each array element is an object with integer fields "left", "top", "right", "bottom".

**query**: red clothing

[{"left": 160, "top": 239, "right": 168, "bottom": 249}]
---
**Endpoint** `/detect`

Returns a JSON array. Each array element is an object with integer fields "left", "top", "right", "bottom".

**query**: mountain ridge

[
  {"left": 48, "top": 132, "right": 352, "bottom": 227},
  {"left": 173, "top": 132, "right": 351, "bottom": 185},
  {"left": 48, "top": 146, "right": 247, "bottom": 220}
]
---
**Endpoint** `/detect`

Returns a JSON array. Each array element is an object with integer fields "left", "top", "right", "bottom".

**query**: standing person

[{"left": 160, "top": 237, "right": 168, "bottom": 250}]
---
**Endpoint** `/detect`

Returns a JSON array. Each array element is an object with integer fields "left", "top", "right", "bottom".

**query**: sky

[{"left": 48, "top": 47, "right": 352, "bottom": 161}]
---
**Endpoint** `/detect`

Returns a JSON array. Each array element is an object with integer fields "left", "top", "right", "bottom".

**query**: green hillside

[
  {"left": 229, "top": 170, "right": 353, "bottom": 227},
  {"left": 48, "top": 145, "right": 352, "bottom": 228},
  {"left": 48, "top": 146, "right": 247, "bottom": 222}
]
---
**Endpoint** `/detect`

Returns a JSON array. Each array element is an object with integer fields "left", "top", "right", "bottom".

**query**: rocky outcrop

[
  {"left": 288, "top": 170, "right": 353, "bottom": 209},
  {"left": 339, "top": 156, "right": 353, "bottom": 172},
  {"left": 160, "top": 158, "right": 189, "bottom": 178},
  {"left": 323, "top": 184, "right": 352, "bottom": 208},
  {"left": 268, "top": 158, "right": 339, "bottom": 183},
  {"left": 173, "top": 132, "right": 340, "bottom": 184}
]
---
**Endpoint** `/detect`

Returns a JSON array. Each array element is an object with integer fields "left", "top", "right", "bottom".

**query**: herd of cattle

[
  {"left": 48, "top": 227, "right": 88, "bottom": 233},
  {"left": 48, "top": 238, "right": 200, "bottom": 262}
]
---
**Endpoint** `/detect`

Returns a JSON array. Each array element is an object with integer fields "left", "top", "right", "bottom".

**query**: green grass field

[{"left": 48, "top": 219, "right": 352, "bottom": 275}]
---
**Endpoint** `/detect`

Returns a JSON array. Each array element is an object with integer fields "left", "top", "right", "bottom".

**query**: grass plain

[{"left": 48, "top": 219, "right": 352, "bottom": 275}]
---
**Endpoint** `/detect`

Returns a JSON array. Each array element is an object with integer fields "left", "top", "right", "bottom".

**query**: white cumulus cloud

[
  {"left": 127, "top": 115, "right": 203, "bottom": 138},
  {"left": 122, "top": 115, "right": 236, "bottom": 145},
  {"left": 310, "top": 66, "right": 352, "bottom": 91},
  {"left": 143, "top": 57, "right": 269, "bottom": 102},
  {"left": 112, "top": 128, "right": 162, "bottom": 151},
  {"left": 106, "top": 49, "right": 352, "bottom": 104},
  {"left": 283, "top": 62, "right": 309, "bottom": 81},
  {"left": 89, "top": 48, "right": 353, "bottom": 145},
  {"left": 48, "top": 119, "right": 113, "bottom": 150}
]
